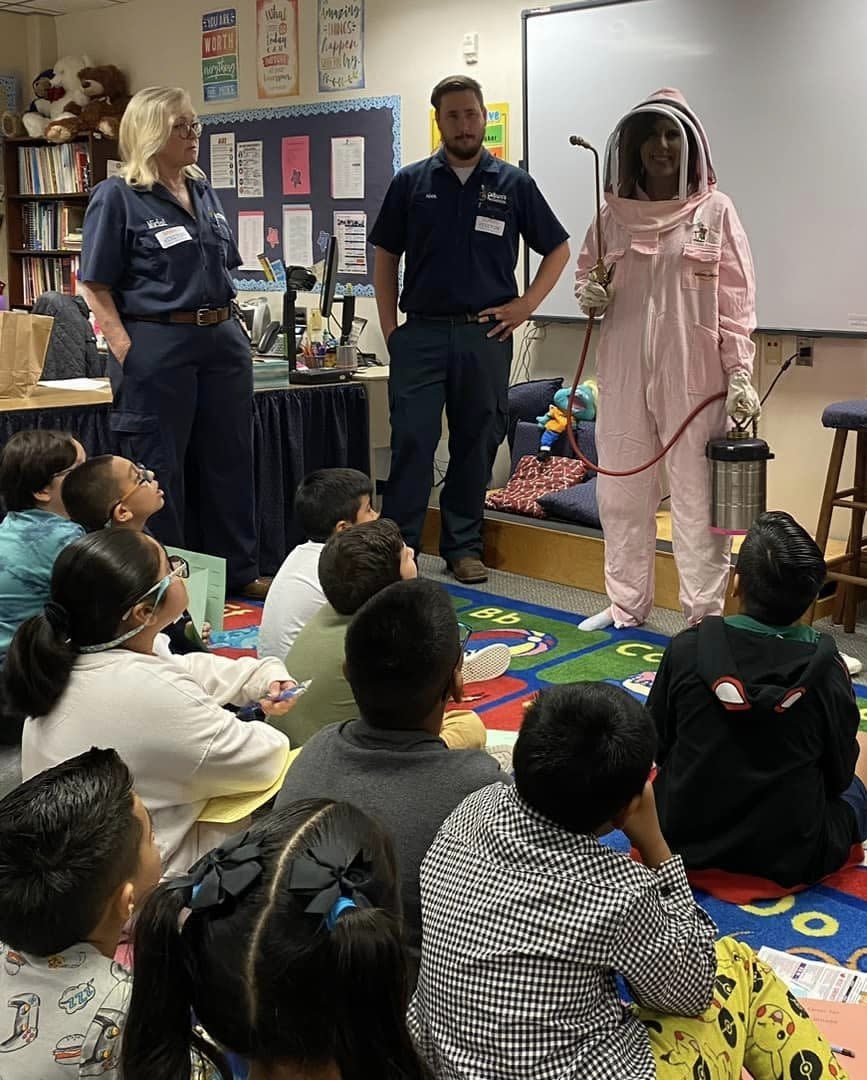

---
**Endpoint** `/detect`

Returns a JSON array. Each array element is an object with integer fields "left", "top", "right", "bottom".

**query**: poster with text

[
  {"left": 202, "top": 8, "right": 239, "bottom": 103},
  {"left": 257, "top": 0, "right": 300, "bottom": 98},
  {"left": 429, "top": 101, "right": 510, "bottom": 159},
  {"left": 317, "top": 0, "right": 364, "bottom": 93}
]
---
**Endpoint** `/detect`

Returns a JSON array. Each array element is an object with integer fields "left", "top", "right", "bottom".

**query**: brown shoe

[
  {"left": 239, "top": 576, "right": 273, "bottom": 600},
  {"left": 448, "top": 556, "right": 488, "bottom": 584}
]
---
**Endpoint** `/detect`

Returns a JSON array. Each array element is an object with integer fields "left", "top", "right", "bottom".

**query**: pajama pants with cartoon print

[{"left": 637, "top": 937, "right": 848, "bottom": 1079}]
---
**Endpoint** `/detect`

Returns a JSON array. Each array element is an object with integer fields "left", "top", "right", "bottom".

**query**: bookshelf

[{"left": 2, "top": 135, "right": 118, "bottom": 308}]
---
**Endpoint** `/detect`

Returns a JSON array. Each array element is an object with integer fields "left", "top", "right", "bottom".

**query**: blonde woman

[{"left": 79, "top": 87, "right": 270, "bottom": 600}]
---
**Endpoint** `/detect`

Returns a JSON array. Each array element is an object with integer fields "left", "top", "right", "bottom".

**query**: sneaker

[{"left": 463, "top": 643, "right": 511, "bottom": 683}]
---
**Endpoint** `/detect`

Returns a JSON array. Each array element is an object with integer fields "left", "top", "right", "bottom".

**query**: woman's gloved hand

[
  {"left": 575, "top": 279, "right": 613, "bottom": 317},
  {"left": 726, "top": 370, "right": 761, "bottom": 423}
]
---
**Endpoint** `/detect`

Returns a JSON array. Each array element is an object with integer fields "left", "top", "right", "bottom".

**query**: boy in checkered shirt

[{"left": 408, "top": 682, "right": 845, "bottom": 1079}]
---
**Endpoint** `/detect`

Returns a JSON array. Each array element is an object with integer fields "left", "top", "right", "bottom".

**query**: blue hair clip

[{"left": 325, "top": 895, "right": 357, "bottom": 931}]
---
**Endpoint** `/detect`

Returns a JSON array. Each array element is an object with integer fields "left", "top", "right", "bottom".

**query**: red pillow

[{"left": 486, "top": 455, "right": 587, "bottom": 518}]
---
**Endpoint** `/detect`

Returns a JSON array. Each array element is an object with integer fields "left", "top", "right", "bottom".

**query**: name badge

[
  {"left": 475, "top": 215, "right": 505, "bottom": 237},
  {"left": 155, "top": 226, "right": 193, "bottom": 249}
]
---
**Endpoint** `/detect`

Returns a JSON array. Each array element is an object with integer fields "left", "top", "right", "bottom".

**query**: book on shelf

[
  {"left": 19, "top": 202, "right": 84, "bottom": 251},
  {"left": 21, "top": 255, "right": 80, "bottom": 305},
  {"left": 17, "top": 143, "right": 91, "bottom": 196}
]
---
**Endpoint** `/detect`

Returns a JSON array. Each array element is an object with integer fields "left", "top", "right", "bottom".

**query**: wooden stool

[{"left": 810, "top": 400, "right": 867, "bottom": 632}]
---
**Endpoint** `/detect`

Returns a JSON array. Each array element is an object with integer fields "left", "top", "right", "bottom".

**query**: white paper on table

[
  {"left": 38, "top": 378, "right": 110, "bottom": 391},
  {"left": 282, "top": 204, "right": 313, "bottom": 268},
  {"left": 237, "top": 141, "right": 264, "bottom": 199},
  {"left": 237, "top": 211, "right": 265, "bottom": 271},
  {"left": 209, "top": 132, "right": 236, "bottom": 189},
  {"left": 330, "top": 136, "right": 364, "bottom": 199},
  {"left": 334, "top": 210, "right": 367, "bottom": 275}
]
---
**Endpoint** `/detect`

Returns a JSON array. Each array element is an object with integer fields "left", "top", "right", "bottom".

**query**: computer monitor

[{"left": 319, "top": 234, "right": 355, "bottom": 345}]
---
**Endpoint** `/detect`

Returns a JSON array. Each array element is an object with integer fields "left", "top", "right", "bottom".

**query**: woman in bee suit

[{"left": 575, "top": 88, "right": 760, "bottom": 631}]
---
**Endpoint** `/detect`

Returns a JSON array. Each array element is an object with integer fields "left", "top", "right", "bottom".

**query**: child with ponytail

[
  {"left": 6, "top": 529, "right": 295, "bottom": 876},
  {"left": 123, "top": 799, "right": 429, "bottom": 1080}
]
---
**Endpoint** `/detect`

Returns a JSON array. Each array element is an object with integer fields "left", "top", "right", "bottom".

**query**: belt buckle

[{"left": 195, "top": 308, "right": 212, "bottom": 327}]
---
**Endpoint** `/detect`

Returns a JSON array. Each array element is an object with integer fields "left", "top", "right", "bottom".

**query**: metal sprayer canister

[{"left": 706, "top": 428, "right": 774, "bottom": 536}]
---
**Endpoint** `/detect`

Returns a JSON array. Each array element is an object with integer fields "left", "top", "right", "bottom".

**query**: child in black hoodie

[{"left": 648, "top": 510, "right": 867, "bottom": 896}]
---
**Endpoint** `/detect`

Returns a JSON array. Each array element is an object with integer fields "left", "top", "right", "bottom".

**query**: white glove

[
  {"left": 726, "top": 370, "right": 762, "bottom": 423},
  {"left": 575, "top": 279, "right": 613, "bottom": 316}
]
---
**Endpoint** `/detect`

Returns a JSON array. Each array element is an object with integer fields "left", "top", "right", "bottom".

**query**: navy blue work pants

[
  {"left": 109, "top": 317, "right": 258, "bottom": 589},
  {"left": 383, "top": 319, "right": 511, "bottom": 562}
]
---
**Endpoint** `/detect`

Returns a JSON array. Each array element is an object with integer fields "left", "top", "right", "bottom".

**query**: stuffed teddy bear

[
  {"left": 46, "top": 64, "right": 129, "bottom": 143},
  {"left": 22, "top": 56, "right": 90, "bottom": 138},
  {"left": 536, "top": 381, "right": 598, "bottom": 458}
]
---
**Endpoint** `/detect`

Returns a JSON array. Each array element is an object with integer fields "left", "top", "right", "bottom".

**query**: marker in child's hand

[{"left": 268, "top": 680, "right": 312, "bottom": 703}]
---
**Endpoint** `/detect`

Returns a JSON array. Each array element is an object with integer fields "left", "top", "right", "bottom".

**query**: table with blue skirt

[{"left": 0, "top": 382, "right": 370, "bottom": 576}]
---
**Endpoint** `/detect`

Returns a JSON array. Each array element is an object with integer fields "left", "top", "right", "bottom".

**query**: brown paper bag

[{"left": 0, "top": 311, "right": 54, "bottom": 399}]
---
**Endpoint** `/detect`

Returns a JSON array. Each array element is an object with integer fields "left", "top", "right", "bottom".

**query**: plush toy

[
  {"left": 22, "top": 56, "right": 90, "bottom": 138},
  {"left": 46, "top": 64, "right": 129, "bottom": 143},
  {"left": 3, "top": 69, "right": 59, "bottom": 137},
  {"left": 536, "top": 381, "right": 598, "bottom": 458}
]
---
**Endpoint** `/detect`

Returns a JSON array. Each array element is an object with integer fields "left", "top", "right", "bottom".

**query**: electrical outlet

[
  {"left": 764, "top": 336, "right": 782, "bottom": 366},
  {"left": 796, "top": 336, "right": 814, "bottom": 367},
  {"left": 308, "top": 309, "right": 323, "bottom": 332}
]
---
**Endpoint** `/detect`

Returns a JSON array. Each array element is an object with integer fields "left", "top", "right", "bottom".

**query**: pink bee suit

[{"left": 575, "top": 89, "right": 757, "bottom": 627}]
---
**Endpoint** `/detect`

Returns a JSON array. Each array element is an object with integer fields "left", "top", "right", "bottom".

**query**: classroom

[{"left": 0, "top": 0, "right": 863, "bottom": 1077}]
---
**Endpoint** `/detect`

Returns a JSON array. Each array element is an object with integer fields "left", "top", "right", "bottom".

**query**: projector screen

[{"left": 524, "top": 0, "right": 867, "bottom": 334}]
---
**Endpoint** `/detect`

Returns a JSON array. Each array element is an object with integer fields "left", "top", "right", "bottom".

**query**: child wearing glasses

[
  {"left": 62, "top": 455, "right": 208, "bottom": 653},
  {"left": 277, "top": 578, "right": 509, "bottom": 986},
  {"left": 61, "top": 455, "right": 165, "bottom": 532},
  {"left": 5, "top": 529, "right": 296, "bottom": 876},
  {"left": 0, "top": 430, "right": 86, "bottom": 744}
]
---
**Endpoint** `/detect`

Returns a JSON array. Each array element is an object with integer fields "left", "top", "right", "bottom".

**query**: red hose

[{"left": 564, "top": 313, "right": 725, "bottom": 477}]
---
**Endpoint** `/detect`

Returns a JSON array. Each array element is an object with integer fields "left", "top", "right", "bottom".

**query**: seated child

[
  {"left": 0, "top": 430, "right": 85, "bottom": 743},
  {"left": 276, "top": 516, "right": 418, "bottom": 745},
  {"left": 62, "top": 456, "right": 206, "bottom": 653},
  {"left": 121, "top": 800, "right": 428, "bottom": 1080},
  {"left": 6, "top": 529, "right": 296, "bottom": 876},
  {"left": 61, "top": 454, "right": 165, "bottom": 532},
  {"left": 277, "top": 578, "right": 505, "bottom": 983},
  {"left": 0, "top": 747, "right": 161, "bottom": 1079},
  {"left": 408, "top": 681, "right": 845, "bottom": 1080},
  {"left": 648, "top": 510, "right": 867, "bottom": 896},
  {"left": 258, "top": 467, "right": 377, "bottom": 659}
]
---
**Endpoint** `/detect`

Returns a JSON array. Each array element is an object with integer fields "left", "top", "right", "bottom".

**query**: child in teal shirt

[{"left": 0, "top": 430, "right": 85, "bottom": 741}]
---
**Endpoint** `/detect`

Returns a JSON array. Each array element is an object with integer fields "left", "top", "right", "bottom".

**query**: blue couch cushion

[
  {"left": 537, "top": 474, "right": 601, "bottom": 529},
  {"left": 508, "top": 378, "right": 564, "bottom": 450}
]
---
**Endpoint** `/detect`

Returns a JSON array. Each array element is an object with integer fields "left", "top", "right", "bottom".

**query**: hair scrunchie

[{"left": 43, "top": 601, "right": 70, "bottom": 637}]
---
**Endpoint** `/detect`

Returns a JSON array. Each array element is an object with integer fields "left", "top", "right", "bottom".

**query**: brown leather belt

[{"left": 124, "top": 306, "right": 232, "bottom": 327}]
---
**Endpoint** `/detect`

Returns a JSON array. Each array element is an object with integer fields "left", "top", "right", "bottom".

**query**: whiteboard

[{"left": 524, "top": 0, "right": 867, "bottom": 334}]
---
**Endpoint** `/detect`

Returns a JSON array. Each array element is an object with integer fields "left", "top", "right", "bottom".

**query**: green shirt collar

[{"left": 724, "top": 613, "right": 820, "bottom": 644}]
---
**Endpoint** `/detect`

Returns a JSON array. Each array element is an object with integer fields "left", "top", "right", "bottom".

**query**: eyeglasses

[
  {"left": 122, "top": 555, "right": 189, "bottom": 619},
  {"left": 458, "top": 622, "right": 473, "bottom": 653},
  {"left": 80, "top": 555, "right": 190, "bottom": 654},
  {"left": 173, "top": 120, "right": 202, "bottom": 139},
  {"left": 105, "top": 464, "right": 156, "bottom": 528}
]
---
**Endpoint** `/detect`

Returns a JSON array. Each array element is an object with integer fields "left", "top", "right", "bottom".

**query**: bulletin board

[{"left": 200, "top": 95, "right": 401, "bottom": 296}]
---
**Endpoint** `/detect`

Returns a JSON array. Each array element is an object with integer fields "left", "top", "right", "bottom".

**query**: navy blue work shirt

[
  {"left": 368, "top": 148, "right": 568, "bottom": 316},
  {"left": 80, "top": 175, "right": 242, "bottom": 316}
]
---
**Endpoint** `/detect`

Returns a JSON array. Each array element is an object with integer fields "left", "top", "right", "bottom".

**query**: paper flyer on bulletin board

[
  {"left": 202, "top": 9, "right": 239, "bottom": 103},
  {"left": 318, "top": 0, "right": 365, "bottom": 92},
  {"left": 429, "top": 101, "right": 509, "bottom": 159},
  {"left": 256, "top": 0, "right": 300, "bottom": 99}
]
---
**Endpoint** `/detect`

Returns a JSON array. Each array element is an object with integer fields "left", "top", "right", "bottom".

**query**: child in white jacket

[{"left": 6, "top": 530, "right": 295, "bottom": 876}]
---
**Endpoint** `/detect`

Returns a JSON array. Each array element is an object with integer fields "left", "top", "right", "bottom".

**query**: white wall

[{"left": 56, "top": 0, "right": 867, "bottom": 535}]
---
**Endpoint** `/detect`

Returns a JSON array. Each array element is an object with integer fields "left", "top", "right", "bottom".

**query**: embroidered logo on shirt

[
  {"left": 146, "top": 218, "right": 169, "bottom": 230},
  {"left": 425, "top": 193, "right": 438, "bottom": 199}
]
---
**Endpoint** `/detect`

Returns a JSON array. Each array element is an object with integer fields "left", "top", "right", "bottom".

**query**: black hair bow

[
  {"left": 166, "top": 830, "right": 264, "bottom": 913},
  {"left": 287, "top": 841, "right": 373, "bottom": 920}
]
